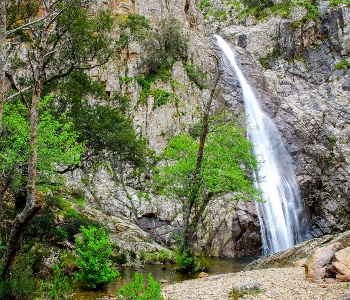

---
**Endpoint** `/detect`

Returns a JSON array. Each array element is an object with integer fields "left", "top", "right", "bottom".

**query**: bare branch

[{"left": 7, "top": 17, "right": 45, "bottom": 35}]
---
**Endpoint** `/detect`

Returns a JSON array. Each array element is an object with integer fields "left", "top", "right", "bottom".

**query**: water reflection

[{"left": 73, "top": 257, "right": 256, "bottom": 300}]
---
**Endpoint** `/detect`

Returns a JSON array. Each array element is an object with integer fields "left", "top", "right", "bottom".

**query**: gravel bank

[{"left": 162, "top": 267, "right": 350, "bottom": 299}]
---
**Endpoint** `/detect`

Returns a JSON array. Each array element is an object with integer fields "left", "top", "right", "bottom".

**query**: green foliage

[
  {"left": 241, "top": 0, "right": 274, "bottom": 10},
  {"left": 144, "top": 250, "right": 173, "bottom": 264},
  {"left": 175, "top": 250, "right": 199, "bottom": 273},
  {"left": 118, "top": 14, "right": 151, "bottom": 44},
  {"left": 154, "top": 120, "right": 260, "bottom": 201},
  {"left": 140, "top": 18, "right": 188, "bottom": 75},
  {"left": 259, "top": 50, "right": 279, "bottom": 69},
  {"left": 47, "top": 70, "right": 147, "bottom": 166},
  {"left": 334, "top": 60, "right": 350, "bottom": 70},
  {"left": 184, "top": 62, "right": 207, "bottom": 90},
  {"left": 0, "top": 96, "right": 85, "bottom": 193},
  {"left": 75, "top": 226, "right": 118, "bottom": 288},
  {"left": 298, "top": 0, "right": 321, "bottom": 21},
  {"left": 25, "top": 193, "right": 101, "bottom": 243},
  {"left": 0, "top": 254, "right": 38, "bottom": 299},
  {"left": 117, "top": 273, "right": 163, "bottom": 300},
  {"left": 39, "top": 265, "right": 73, "bottom": 300},
  {"left": 113, "top": 252, "right": 128, "bottom": 265},
  {"left": 198, "top": 0, "right": 213, "bottom": 9},
  {"left": 329, "top": 0, "right": 350, "bottom": 6}
]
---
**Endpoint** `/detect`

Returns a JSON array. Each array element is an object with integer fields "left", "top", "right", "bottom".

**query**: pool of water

[{"left": 72, "top": 257, "right": 257, "bottom": 300}]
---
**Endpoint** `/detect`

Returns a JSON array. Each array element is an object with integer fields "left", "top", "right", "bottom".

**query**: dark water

[{"left": 73, "top": 257, "right": 257, "bottom": 300}]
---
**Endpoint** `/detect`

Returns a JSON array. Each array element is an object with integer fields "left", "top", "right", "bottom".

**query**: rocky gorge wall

[
  {"left": 216, "top": 3, "right": 350, "bottom": 238},
  {"left": 68, "top": 0, "right": 350, "bottom": 257}
]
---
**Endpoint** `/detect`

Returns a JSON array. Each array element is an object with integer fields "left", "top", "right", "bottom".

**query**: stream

[{"left": 72, "top": 257, "right": 256, "bottom": 299}]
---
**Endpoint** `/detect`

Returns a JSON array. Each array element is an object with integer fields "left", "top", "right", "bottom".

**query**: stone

[
  {"left": 335, "top": 247, "right": 350, "bottom": 268},
  {"left": 232, "top": 281, "right": 261, "bottom": 293},
  {"left": 308, "top": 242, "right": 343, "bottom": 280},
  {"left": 333, "top": 261, "right": 350, "bottom": 279},
  {"left": 198, "top": 272, "right": 209, "bottom": 278},
  {"left": 342, "top": 74, "right": 350, "bottom": 91},
  {"left": 159, "top": 279, "right": 169, "bottom": 284}
]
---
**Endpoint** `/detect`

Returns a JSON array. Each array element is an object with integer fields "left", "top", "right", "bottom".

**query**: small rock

[
  {"left": 198, "top": 272, "right": 209, "bottom": 278},
  {"left": 159, "top": 279, "right": 169, "bottom": 284},
  {"left": 232, "top": 281, "right": 261, "bottom": 293},
  {"left": 336, "top": 274, "right": 349, "bottom": 282}
]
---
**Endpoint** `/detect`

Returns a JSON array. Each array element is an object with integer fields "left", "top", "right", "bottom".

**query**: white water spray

[{"left": 215, "top": 35, "right": 308, "bottom": 255}]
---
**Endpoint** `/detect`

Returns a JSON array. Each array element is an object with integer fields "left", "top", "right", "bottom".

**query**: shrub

[
  {"left": 40, "top": 264, "right": 73, "bottom": 300},
  {"left": 75, "top": 226, "right": 118, "bottom": 288},
  {"left": 117, "top": 273, "right": 163, "bottom": 300},
  {"left": 0, "top": 254, "right": 38, "bottom": 299},
  {"left": 241, "top": 0, "right": 274, "bottom": 9},
  {"left": 113, "top": 252, "right": 128, "bottom": 265},
  {"left": 140, "top": 18, "right": 189, "bottom": 75},
  {"left": 335, "top": 60, "right": 350, "bottom": 70},
  {"left": 175, "top": 250, "right": 199, "bottom": 274}
]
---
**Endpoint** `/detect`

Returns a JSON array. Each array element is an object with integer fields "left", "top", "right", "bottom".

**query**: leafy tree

[
  {"left": 154, "top": 66, "right": 260, "bottom": 271},
  {"left": 75, "top": 226, "right": 118, "bottom": 289},
  {"left": 140, "top": 18, "right": 189, "bottom": 75},
  {"left": 0, "top": 0, "right": 117, "bottom": 280},
  {"left": 45, "top": 70, "right": 147, "bottom": 168}
]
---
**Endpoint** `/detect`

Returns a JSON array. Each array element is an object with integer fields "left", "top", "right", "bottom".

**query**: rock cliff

[{"left": 69, "top": 0, "right": 350, "bottom": 257}]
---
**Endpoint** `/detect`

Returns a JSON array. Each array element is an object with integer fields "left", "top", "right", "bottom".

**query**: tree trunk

[
  {"left": 181, "top": 69, "right": 221, "bottom": 253},
  {"left": 1, "top": 8, "right": 48, "bottom": 279},
  {"left": 0, "top": 0, "right": 6, "bottom": 134}
]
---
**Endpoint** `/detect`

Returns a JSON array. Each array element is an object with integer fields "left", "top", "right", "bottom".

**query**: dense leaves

[
  {"left": 154, "top": 120, "right": 260, "bottom": 202},
  {"left": 75, "top": 226, "right": 118, "bottom": 289},
  {"left": 0, "top": 96, "right": 85, "bottom": 191}
]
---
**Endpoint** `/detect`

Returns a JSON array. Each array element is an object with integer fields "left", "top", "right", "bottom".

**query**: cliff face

[
  {"left": 69, "top": 0, "right": 350, "bottom": 257},
  {"left": 218, "top": 5, "right": 350, "bottom": 237}
]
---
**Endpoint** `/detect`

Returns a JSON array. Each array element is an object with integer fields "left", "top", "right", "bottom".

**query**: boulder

[{"left": 308, "top": 242, "right": 342, "bottom": 280}]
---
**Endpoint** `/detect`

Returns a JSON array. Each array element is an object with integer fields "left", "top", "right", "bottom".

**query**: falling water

[{"left": 215, "top": 35, "right": 308, "bottom": 255}]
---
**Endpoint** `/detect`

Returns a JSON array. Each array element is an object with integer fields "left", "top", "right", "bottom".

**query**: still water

[{"left": 73, "top": 257, "right": 256, "bottom": 299}]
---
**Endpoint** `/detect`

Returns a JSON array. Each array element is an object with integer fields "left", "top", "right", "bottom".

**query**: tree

[
  {"left": 154, "top": 71, "right": 260, "bottom": 272},
  {"left": 75, "top": 226, "right": 118, "bottom": 289},
  {"left": 0, "top": 0, "right": 117, "bottom": 280}
]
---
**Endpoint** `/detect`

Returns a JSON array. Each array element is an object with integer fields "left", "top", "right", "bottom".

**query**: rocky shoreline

[{"left": 161, "top": 267, "right": 350, "bottom": 300}]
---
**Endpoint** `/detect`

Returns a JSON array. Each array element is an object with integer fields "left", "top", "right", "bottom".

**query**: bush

[
  {"left": 117, "top": 273, "right": 163, "bottom": 300},
  {"left": 75, "top": 226, "right": 118, "bottom": 288},
  {"left": 140, "top": 18, "right": 188, "bottom": 75},
  {"left": 39, "top": 264, "right": 73, "bottom": 300},
  {"left": 241, "top": 0, "right": 274, "bottom": 9},
  {"left": 175, "top": 250, "right": 199, "bottom": 274},
  {"left": 0, "top": 255, "right": 38, "bottom": 300},
  {"left": 113, "top": 252, "right": 128, "bottom": 265}
]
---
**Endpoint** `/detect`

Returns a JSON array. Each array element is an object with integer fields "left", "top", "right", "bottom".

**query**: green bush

[
  {"left": 140, "top": 18, "right": 188, "bottom": 75},
  {"left": 335, "top": 60, "right": 350, "bottom": 70},
  {"left": 175, "top": 250, "right": 199, "bottom": 274},
  {"left": 117, "top": 273, "right": 163, "bottom": 300},
  {"left": 39, "top": 264, "right": 73, "bottom": 300},
  {"left": 113, "top": 252, "right": 128, "bottom": 265},
  {"left": 241, "top": 0, "right": 274, "bottom": 9},
  {"left": 0, "top": 255, "right": 38, "bottom": 300},
  {"left": 75, "top": 226, "right": 118, "bottom": 288}
]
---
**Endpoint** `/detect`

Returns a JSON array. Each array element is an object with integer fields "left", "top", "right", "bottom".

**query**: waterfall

[{"left": 215, "top": 35, "right": 308, "bottom": 255}]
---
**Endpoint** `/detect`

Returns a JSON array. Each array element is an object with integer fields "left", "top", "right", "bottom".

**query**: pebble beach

[{"left": 161, "top": 267, "right": 350, "bottom": 300}]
